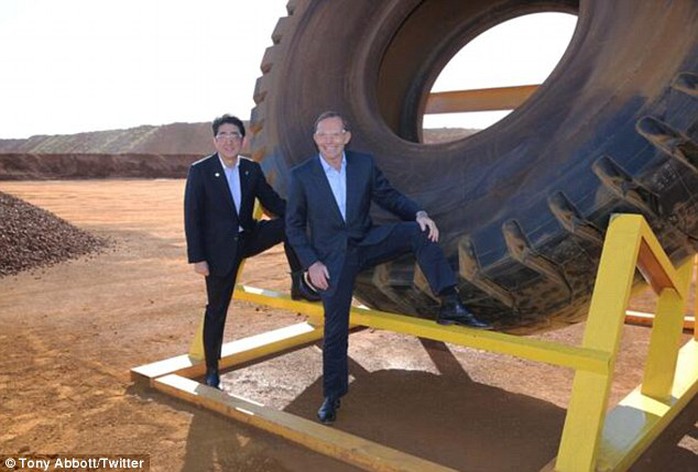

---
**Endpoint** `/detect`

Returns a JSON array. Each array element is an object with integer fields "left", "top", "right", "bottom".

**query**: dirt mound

[
  {"left": 0, "top": 191, "right": 107, "bottom": 276},
  {"left": 0, "top": 122, "right": 214, "bottom": 180},
  {"left": 0, "top": 122, "right": 213, "bottom": 155},
  {"left": 0, "top": 153, "right": 201, "bottom": 180}
]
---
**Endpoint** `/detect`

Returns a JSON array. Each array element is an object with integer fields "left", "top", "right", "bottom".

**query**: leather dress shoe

[
  {"left": 437, "top": 299, "right": 493, "bottom": 329},
  {"left": 291, "top": 271, "right": 321, "bottom": 302},
  {"left": 204, "top": 369, "right": 221, "bottom": 390},
  {"left": 316, "top": 397, "right": 341, "bottom": 424}
]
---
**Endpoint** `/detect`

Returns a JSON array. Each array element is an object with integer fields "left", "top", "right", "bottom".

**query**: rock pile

[{"left": 0, "top": 191, "right": 107, "bottom": 277}]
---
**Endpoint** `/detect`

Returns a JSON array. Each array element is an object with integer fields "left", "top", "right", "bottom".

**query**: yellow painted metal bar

[
  {"left": 131, "top": 322, "right": 323, "bottom": 385},
  {"left": 595, "top": 339, "right": 698, "bottom": 471},
  {"left": 188, "top": 316, "right": 205, "bottom": 361},
  {"left": 636, "top": 222, "right": 686, "bottom": 297},
  {"left": 237, "top": 285, "right": 611, "bottom": 374},
  {"left": 556, "top": 215, "right": 644, "bottom": 471},
  {"left": 425, "top": 85, "right": 538, "bottom": 113},
  {"left": 154, "top": 374, "right": 458, "bottom": 472},
  {"left": 641, "top": 259, "right": 694, "bottom": 400},
  {"left": 624, "top": 310, "right": 695, "bottom": 331},
  {"left": 236, "top": 284, "right": 612, "bottom": 375},
  {"left": 624, "top": 252, "right": 697, "bottom": 334},
  {"left": 234, "top": 284, "right": 325, "bottom": 326},
  {"left": 348, "top": 305, "right": 611, "bottom": 374}
]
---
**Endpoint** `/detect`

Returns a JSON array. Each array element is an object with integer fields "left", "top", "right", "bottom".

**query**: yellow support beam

[
  {"left": 425, "top": 85, "right": 538, "bottom": 113},
  {"left": 557, "top": 216, "right": 645, "bottom": 471},
  {"left": 624, "top": 310, "right": 695, "bottom": 331},
  {"left": 642, "top": 261, "right": 694, "bottom": 400},
  {"left": 234, "top": 284, "right": 325, "bottom": 326},
  {"left": 350, "top": 305, "right": 611, "bottom": 374},
  {"left": 635, "top": 227, "right": 686, "bottom": 297},
  {"left": 188, "top": 315, "right": 205, "bottom": 361},
  {"left": 235, "top": 285, "right": 611, "bottom": 374},
  {"left": 131, "top": 322, "right": 324, "bottom": 386},
  {"left": 595, "top": 341, "right": 698, "bottom": 471},
  {"left": 234, "top": 284, "right": 612, "bottom": 376}
]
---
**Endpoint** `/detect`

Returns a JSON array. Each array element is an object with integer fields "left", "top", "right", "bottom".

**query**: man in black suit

[
  {"left": 286, "top": 111, "right": 491, "bottom": 424},
  {"left": 184, "top": 114, "right": 319, "bottom": 390}
]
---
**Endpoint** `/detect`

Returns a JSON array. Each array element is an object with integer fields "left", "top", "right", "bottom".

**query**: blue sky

[{"left": 0, "top": 1, "right": 575, "bottom": 139}]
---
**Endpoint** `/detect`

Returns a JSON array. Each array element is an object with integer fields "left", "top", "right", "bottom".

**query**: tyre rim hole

[{"left": 421, "top": 12, "right": 577, "bottom": 144}]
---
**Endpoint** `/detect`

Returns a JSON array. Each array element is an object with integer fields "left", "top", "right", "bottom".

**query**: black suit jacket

[
  {"left": 184, "top": 153, "right": 285, "bottom": 276},
  {"left": 286, "top": 151, "right": 420, "bottom": 294}
]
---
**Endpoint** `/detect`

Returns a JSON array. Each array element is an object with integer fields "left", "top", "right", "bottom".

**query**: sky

[{"left": 0, "top": 1, "right": 576, "bottom": 139}]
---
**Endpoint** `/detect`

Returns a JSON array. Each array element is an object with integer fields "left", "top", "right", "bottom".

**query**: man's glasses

[{"left": 216, "top": 132, "right": 243, "bottom": 141}]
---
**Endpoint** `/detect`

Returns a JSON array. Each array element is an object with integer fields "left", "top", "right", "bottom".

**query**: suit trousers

[
  {"left": 203, "top": 218, "right": 300, "bottom": 370},
  {"left": 321, "top": 221, "right": 456, "bottom": 399}
]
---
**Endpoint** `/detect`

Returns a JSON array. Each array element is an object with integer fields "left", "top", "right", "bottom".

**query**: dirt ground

[{"left": 0, "top": 179, "right": 696, "bottom": 472}]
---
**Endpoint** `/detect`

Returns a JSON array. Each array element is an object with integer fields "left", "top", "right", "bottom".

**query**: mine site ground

[{"left": 0, "top": 179, "right": 696, "bottom": 471}]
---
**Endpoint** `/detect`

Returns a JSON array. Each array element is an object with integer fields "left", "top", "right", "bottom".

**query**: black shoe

[
  {"left": 316, "top": 397, "right": 340, "bottom": 424},
  {"left": 437, "top": 299, "right": 493, "bottom": 329},
  {"left": 204, "top": 368, "right": 221, "bottom": 390},
  {"left": 291, "top": 271, "right": 321, "bottom": 302}
]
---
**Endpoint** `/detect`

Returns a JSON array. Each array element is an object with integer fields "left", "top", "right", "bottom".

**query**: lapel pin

[{"left": 215, "top": 172, "right": 220, "bottom": 178}]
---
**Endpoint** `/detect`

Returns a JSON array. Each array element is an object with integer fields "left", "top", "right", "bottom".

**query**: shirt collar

[
  {"left": 218, "top": 154, "right": 240, "bottom": 171},
  {"left": 318, "top": 153, "right": 346, "bottom": 173}
]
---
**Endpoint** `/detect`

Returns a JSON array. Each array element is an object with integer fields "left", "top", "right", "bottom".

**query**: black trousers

[
  {"left": 202, "top": 218, "right": 302, "bottom": 370},
  {"left": 321, "top": 221, "right": 456, "bottom": 399}
]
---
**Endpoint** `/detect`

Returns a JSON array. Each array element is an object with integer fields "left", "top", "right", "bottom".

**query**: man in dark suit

[
  {"left": 286, "top": 111, "right": 491, "bottom": 424},
  {"left": 184, "top": 114, "right": 319, "bottom": 390}
]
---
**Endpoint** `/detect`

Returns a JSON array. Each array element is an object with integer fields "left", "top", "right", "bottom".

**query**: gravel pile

[{"left": 0, "top": 191, "right": 107, "bottom": 277}]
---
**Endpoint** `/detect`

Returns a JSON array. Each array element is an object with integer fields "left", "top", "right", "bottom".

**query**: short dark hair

[
  {"left": 313, "top": 111, "right": 351, "bottom": 133},
  {"left": 212, "top": 114, "right": 246, "bottom": 137}
]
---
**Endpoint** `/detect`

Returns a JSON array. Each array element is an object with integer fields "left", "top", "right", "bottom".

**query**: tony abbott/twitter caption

[{"left": 1, "top": 455, "right": 149, "bottom": 471}]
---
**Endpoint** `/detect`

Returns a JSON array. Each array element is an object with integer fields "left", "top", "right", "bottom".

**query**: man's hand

[
  {"left": 193, "top": 261, "right": 210, "bottom": 276},
  {"left": 416, "top": 211, "right": 439, "bottom": 242},
  {"left": 308, "top": 261, "right": 330, "bottom": 291}
]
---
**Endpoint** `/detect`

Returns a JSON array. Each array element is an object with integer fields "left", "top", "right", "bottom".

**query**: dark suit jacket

[
  {"left": 184, "top": 153, "right": 285, "bottom": 276},
  {"left": 286, "top": 151, "right": 421, "bottom": 294}
]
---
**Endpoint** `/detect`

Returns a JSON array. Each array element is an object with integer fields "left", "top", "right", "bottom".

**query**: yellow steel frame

[
  {"left": 131, "top": 214, "right": 697, "bottom": 471},
  {"left": 553, "top": 214, "right": 697, "bottom": 471}
]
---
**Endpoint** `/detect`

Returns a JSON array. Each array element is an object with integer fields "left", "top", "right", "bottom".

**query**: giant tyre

[{"left": 251, "top": 0, "right": 698, "bottom": 333}]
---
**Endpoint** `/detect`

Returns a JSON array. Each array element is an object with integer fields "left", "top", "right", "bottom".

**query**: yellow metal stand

[
  {"left": 131, "top": 214, "right": 697, "bottom": 471},
  {"left": 554, "top": 215, "right": 697, "bottom": 471},
  {"left": 188, "top": 316, "right": 205, "bottom": 361}
]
